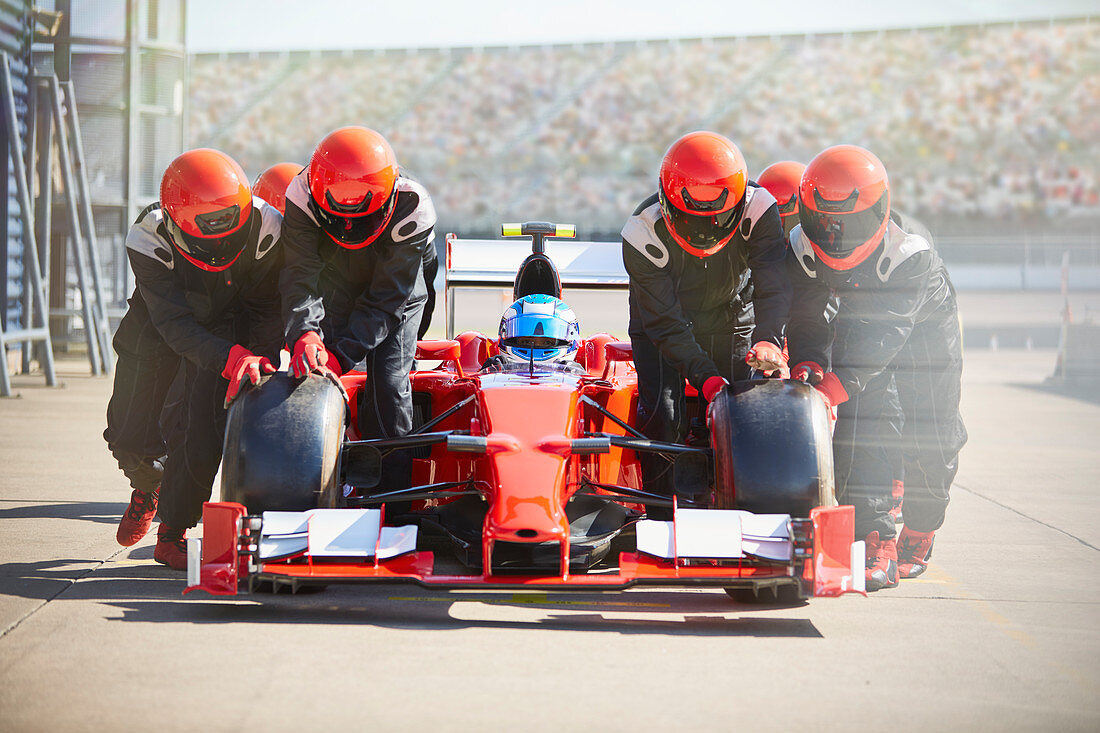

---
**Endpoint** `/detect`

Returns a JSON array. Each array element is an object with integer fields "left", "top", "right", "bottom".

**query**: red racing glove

[
  {"left": 324, "top": 356, "right": 344, "bottom": 378},
  {"left": 745, "top": 341, "right": 788, "bottom": 374},
  {"left": 291, "top": 331, "right": 332, "bottom": 378},
  {"left": 814, "top": 372, "right": 849, "bottom": 408},
  {"left": 791, "top": 361, "right": 825, "bottom": 385},
  {"left": 222, "top": 344, "right": 276, "bottom": 408},
  {"left": 702, "top": 376, "right": 729, "bottom": 403}
]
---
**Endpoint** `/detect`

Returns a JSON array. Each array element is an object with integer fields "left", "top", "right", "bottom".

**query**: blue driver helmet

[{"left": 498, "top": 294, "right": 581, "bottom": 364}]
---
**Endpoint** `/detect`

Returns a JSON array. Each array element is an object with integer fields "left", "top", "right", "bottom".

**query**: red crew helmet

[
  {"left": 307, "top": 126, "right": 399, "bottom": 248},
  {"left": 160, "top": 148, "right": 253, "bottom": 272},
  {"left": 658, "top": 132, "right": 747, "bottom": 257},
  {"left": 252, "top": 162, "right": 303, "bottom": 215},
  {"left": 757, "top": 160, "right": 805, "bottom": 237},
  {"left": 799, "top": 145, "right": 890, "bottom": 271}
]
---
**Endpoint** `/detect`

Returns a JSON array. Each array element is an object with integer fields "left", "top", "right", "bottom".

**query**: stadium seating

[{"left": 188, "top": 21, "right": 1099, "bottom": 234}]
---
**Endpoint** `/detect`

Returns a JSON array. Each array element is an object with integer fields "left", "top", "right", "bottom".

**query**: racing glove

[
  {"left": 290, "top": 331, "right": 349, "bottom": 402},
  {"left": 291, "top": 331, "right": 332, "bottom": 378},
  {"left": 745, "top": 341, "right": 788, "bottom": 374},
  {"left": 814, "top": 372, "right": 849, "bottom": 408},
  {"left": 791, "top": 361, "right": 825, "bottom": 385},
  {"left": 702, "top": 375, "right": 729, "bottom": 403},
  {"left": 222, "top": 344, "right": 276, "bottom": 408}
]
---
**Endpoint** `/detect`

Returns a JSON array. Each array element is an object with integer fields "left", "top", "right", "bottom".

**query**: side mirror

[
  {"left": 604, "top": 341, "right": 633, "bottom": 362},
  {"left": 415, "top": 339, "right": 465, "bottom": 376}
]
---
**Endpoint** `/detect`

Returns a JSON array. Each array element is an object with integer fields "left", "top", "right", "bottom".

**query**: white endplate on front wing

[
  {"left": 186, "top": 537, "right": 201, "bottom": 586},
  {"left": 849, "top": 540, "right": 866, "bottom": 593},
  {"left": 636, "top": 509, "right": 792, "bottom": 561},
  {"left": 258, "top": 509, "right": 417, "bottom": 560}
]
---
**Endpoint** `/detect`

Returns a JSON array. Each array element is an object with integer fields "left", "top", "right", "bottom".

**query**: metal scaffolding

[
  {"left": 0, "top": 51, "right": 57, "bottom": 396},
  {"left": 1, "top": 0, "right": 187, "bottom": 385}
]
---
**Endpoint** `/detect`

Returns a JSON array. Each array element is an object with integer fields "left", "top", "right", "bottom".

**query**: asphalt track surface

[{"left": 1, "top": 346, "right": 1098, "bottom": 732}]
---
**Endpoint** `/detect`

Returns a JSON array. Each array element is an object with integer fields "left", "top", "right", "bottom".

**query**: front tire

[
  {"left": 709, "top": 379, "right": 835, "bottom": 517},
  {"left": 221, "top": 373, "right": 346, "bottom": 513}
]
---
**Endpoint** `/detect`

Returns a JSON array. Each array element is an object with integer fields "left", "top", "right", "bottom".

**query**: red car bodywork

[{"left": 189, "top": 334, "right": 862, "bottom": 600}]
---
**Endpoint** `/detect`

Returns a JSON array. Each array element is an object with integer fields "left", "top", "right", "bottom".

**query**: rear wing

[{"left": 444, "top": 225, "right": 629, "bottom": 337}]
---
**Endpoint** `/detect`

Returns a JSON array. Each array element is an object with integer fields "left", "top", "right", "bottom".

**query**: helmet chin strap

[{"left": 528, "top": 346, "right": 535, "bottom": 377}]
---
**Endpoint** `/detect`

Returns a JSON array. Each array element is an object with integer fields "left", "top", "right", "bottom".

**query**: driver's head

[{"left": 497, "top": 295, "right": 580, "bottom": 364}]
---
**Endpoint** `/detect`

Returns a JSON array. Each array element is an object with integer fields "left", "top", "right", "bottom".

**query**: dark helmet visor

[
  {"left": 165, "top": 210, "right": 251, "bottom": 270},
  {"left": 801, "top": 188, "right": 889, "bottom": 257},
  {"left": 309, "top": 188, "right": 396, "bottom": 246},
  {"left": 194, "top": 204, "right": 241, "bottom": 235},
  {"left": 776, "top": 197, "right": 798, "bottom": 216},
  {"left": 659, "top": 187, "right": 743, "bottom": 249}
]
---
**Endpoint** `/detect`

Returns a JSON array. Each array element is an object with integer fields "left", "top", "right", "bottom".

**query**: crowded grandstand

[{"left": 191, "top": 19, "right": 1098, "bottom": 238}]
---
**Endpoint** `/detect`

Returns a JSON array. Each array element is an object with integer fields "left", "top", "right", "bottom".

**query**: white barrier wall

[{"left": 948, "top": 266, "right": 1100, "bottom": 291}]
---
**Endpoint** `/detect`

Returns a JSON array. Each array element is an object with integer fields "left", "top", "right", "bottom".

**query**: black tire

[
  {"left": 221, "top": 372, "right": 346, "bottom": 513},
  {"left": 709, "top": 379, "right": 835, "bottom": 517}
]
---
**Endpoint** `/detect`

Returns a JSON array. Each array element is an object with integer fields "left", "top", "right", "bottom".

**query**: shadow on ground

[
  {"left": 0, "top": 500, "right": 127, "bottom": 525},
  {"left": 102, "top": 591, "right": 822, "bottom": 638},
  {"left": 0, "top": 552, "right": 821, "bottom": 638},
  {"left": 0, "top": 556, "right": 181, "bottom": 603}
]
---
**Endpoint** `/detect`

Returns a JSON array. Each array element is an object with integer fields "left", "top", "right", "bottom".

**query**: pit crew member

[
  {"left": 280, "top": 126, "right": 435, "bottom": 488},
  {"left": 787, "top": 144, "right": 966, "bottom": 590},
  {"left": 622, "top": 132, "right": 792, "bottom": 513},
  {"left": 758, "top": 158, "right": 906, "bottom": 522},
  {"left": 756, "top": 160, "right": 804, "bottom": 239},
  {"left": 104, "top": 149, "right": 283, "bottom": 569},
  {"left": 252, "top": 162, "right": 303, "bottom": 216}
]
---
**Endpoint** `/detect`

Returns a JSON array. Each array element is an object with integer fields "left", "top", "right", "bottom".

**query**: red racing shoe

[
  {"left": 897, "top": 527, "right": 935, "bottom": 579},
  {"left": 154, "top": 524, "right": 188, "bottom": 570},
  {"left": 116, "top": 488, "right": 159, "bottom": 547},
  {"left": 864, "top": 531, "right": 899, "bottom": 591},
  {"left": 889, "top": 479, "right": 904, "bottom": 523}
]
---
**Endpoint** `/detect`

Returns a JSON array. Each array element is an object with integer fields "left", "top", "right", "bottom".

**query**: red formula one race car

[{"left": 188, "top": 223, "right": 864, "bottom": 603}]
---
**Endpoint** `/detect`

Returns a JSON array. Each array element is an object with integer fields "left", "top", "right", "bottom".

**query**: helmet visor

[
  {"left": 309, "top": 189, "right": 396, "bottom": 247},
  {"left": 499, "top": 334, "right": 574, "bottom": 364},
  {"left": 499, "top": 306, "right": 578, "bottom": 363},
  {"left": 501, "top": 311, "right": 572, "bottom": 344},
  {"left": 499, "top": 345, "right": 574, "bottom": 363},
  {"left": 659, "top": 188, "right": 743, "bottom": 250},
  {"left": 802, "top": 189, "right": 889, "bottom": 257},
  {"left": 164, "top": 211, "right": 250, "bottom": 271},
  {"left": 194, "top": 204, "right": 242, "bottom": 235}
]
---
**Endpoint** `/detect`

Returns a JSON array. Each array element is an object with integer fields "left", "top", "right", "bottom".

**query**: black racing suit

[
  {"left": 103, "top": 199, "right": 284, "bottom": 529},
  {"left": 787, "top": 211, "right": 967, "bottom": 541},
  {"left": 622, "top": 185, "right": 792, "bottom": 508},
  {"left": 419, "top": 242, "right": 438, "bottom": 339},
  {"left": 280, "top": 170, "right": 434, "bottom": 488},
  {"left": 786, "top": 247, "right": 906, "bottom": 499}
]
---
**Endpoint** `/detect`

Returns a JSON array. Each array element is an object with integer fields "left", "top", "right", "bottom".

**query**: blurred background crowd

[{"left": 190, "top": 19, "right": 1098, "bottom": 238}]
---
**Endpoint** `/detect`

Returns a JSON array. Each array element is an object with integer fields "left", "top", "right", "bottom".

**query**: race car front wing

[{"left": 185, "top": 501, "right": 865, "bottom": 597}]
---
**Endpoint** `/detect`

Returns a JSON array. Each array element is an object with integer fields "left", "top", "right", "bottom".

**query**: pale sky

[{"left": 185, "top": 0, "right": 1097, "bottom": 53}]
